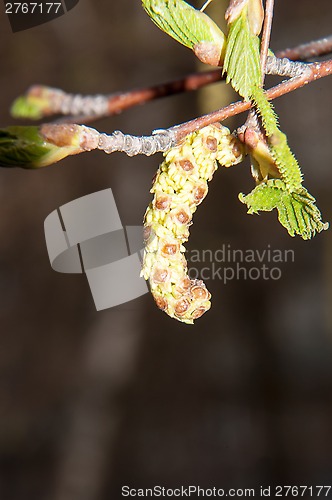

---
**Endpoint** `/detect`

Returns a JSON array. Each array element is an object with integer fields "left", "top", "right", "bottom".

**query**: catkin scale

[{"left": 141, "top": 124, "right": 244, "bottom": 324}]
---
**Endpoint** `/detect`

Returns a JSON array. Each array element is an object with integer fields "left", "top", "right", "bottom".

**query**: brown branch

[
  {"left": 14, "top": 35, "right": 332, "bottom": 126},
  {"left": 26, "top": 56, "right": 331, "bottom": 169},
  {"left": 260, "top": 0, "right": 274, "bottom": 84},
  {"left": 63, "top": 35, "right": 332, "bottom": 121},
  {"left": 277, "top": 35, "right": 332, "bottom": 61},
  {"left": 37, "top": 58, "right": 332, "bottom": 161},
  {"left": 170, "top": 59, "right": 332, "bottom": 141},
  {"left": 107, "top": 71, "right": 223, "bottom": 113},
  {"left": 59, "top": 71, "right": 221, "bottom": 122}
]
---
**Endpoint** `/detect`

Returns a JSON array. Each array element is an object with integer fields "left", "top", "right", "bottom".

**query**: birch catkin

[{"left": 141, "top": 124, "right": 244, "bottom": 324}]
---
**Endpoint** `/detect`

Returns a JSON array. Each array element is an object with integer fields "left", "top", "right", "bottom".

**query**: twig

[
  {"left": 170, "top": 59, "right": 332, "bottom": 141},
  {"left": 40, "top": 59, "right": 332, "bottom": 156},
  {"left": 277, "top": 35, "right": 332, "bottom": 61},
  {"left": 260, "top": 0, "right": 274, "bottom": 84},
  {"left": 200, "top": 0, "right": 214, "bottom": 11},
  {"left": 265, "top": 57, "right": 308, "bottom": 78},
  {"left": 40, "top": 124, "right": 177, "bottom": 157},
  {"left": 25, "top": 70, "right": 223, "bottom": 121}
]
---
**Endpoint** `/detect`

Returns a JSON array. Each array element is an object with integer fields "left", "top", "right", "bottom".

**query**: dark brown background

[{"left": 0, "top": 1, "right": 331, "bottom": 499}]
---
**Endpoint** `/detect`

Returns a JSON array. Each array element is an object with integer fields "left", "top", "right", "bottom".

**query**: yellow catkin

[{"left": 141, "top": 124, "right": 244, "bottom": 324}]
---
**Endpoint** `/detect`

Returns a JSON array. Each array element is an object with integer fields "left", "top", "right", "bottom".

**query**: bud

[
  {"left": 142, "top": 0, "right": 226, "bottom": 66},
  {"left": 226, "top": 0, "right": 264, "bottom": 35},
  {"left": 0, "top": 125, "right": 85, "bottom": 169},
  {"left": 248, "top": 0, "right": 264, "bottom": 36},
  {"left": 11, "top": 86, "right": 61, "bottom": 120},
  {"left": 242, "top": 127, "right": 280, "bottom": 182}
]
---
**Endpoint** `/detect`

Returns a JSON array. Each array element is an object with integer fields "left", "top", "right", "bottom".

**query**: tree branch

[
  {"left": 40, "top": 59, "right": 332, "bottom": 157},
  {"left": 260, "top": 0, "right": 274, "bottom": 84},
  {"left": 169, "top": 59, "right": 332, "bottom": 142},
  {"left": 11, "top": 35, "right": 332, "bottom": 124},
  {"left": 276, "top": 34, "right": 332, "bottom": 61}
]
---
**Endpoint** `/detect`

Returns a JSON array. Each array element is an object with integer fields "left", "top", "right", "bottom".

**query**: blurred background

[{"left": 0, "top": 1, "right": 331, "bottom": 499}]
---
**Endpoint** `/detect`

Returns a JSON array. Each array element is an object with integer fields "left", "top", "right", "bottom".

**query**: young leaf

[
  {"left": 223, "top": 5, "right": 261, "bottom": 99},
  {"left": 251, "top": 86, "right": 303, "bottom": 192},
  {"left": 142, "top": 0, "right": 226, "bottom": 65},
  {"left": 239, "top": 179, "right": 329, "bottom": 240},
  {"left": 224, "top": 3, "right": 303, "bottom": 194}
]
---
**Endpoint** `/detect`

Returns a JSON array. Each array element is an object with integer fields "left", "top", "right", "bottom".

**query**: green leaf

[
  {"left": 142, "top": 0, "right": 226, "bottom": 65},
  {"left": 239, "top": 179, "right": 329, "bottom": 240},
  {"left": 223, "top": 6, "right": 261, "bottom": 99},
  {"left": 0, "top": 126, "right": 82, "bottom": 169}
]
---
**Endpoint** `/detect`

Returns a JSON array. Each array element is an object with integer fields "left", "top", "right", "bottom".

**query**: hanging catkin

[{"left": 141, "top": 124, "right": 244, "bottom": 324}]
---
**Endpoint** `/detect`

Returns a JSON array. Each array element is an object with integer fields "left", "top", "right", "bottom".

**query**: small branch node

[{"left": 265, "top": 56, "right": 310, "bottom": 78}]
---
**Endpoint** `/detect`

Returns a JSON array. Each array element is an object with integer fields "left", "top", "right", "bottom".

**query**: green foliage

[
  {"left": 224, "top": 7, "right": 304, "bottom": 195},
  {"left": 239, "top": 179, "right": 329, "bottom": 239},
  {"left": 141, "top": 0, "right": 328, "bottom": 239}
]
